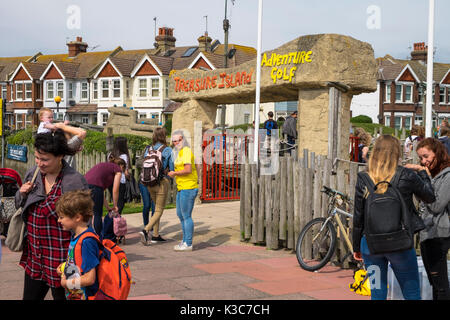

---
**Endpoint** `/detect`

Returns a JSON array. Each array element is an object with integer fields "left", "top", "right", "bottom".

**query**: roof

[
  {"left": 0, "top": 56, "right": 32, "bottom": 81},
  {"left": 162, "top": 101, "right": 181, "bottom": 113},
  {"left": 377, "top": 54, "right": 450, "bottom": 83},
  {"left": 66, "top": 104, "right": 97, "bottom": 114}
]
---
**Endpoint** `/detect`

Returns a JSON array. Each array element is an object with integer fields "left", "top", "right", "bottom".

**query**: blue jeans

[
  {"left": 89, "top": 184, "right": 104, "bottom": 237},
  {"left": 176, "top": 188, "right": 198, "bottom": 246},
  {"left": 361, "top": 236, "right": 421, "bottom": 300},
  {"left": 139, "top": 182, "right": 155, "bottom": 227}
]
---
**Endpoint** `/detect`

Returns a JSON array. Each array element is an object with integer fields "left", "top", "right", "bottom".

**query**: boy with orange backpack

[{"left": 56, "top": 190, "right": 131, "bottom": 300}]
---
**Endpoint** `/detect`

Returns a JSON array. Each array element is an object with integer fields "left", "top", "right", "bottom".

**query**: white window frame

[
  {"left": 15, "top": 113, "right": 23, "bottom": 129},
  {"left": 56, "top": 81, "right": 64, "bottom": 100},
  {"left": 15, "top": 82, "right": 23, "bottom": 100},
  {"left": 151, "top": 77, "right": 160, "bottom": 98},
  {"left": 385, "top": 83, "right": 391, "bottom": 103},
  {"left": 418, "top": 85, "right": 424, "bottom": 104},
  {"left": 165, "top": 78, "right": 169, "bottom": 98},
  {"left": 101, "top": 80, "right": 109, "bottom": 99},
  {"left": 1, "top": 84, "right": 7, "bottom": 100},
  {"left": 404, "top": 84, "right": 412, "bottom": 103},
  {"left": 384, "top": 115, "right": 391, "bottom": 126},
  {"left": 126, "top": 80, "right": 130, "bottom": 98},
  {"left": 394, "top": 115, "right": 402, "bottom": 129},
  {"left": 68, "top": 82, "right": 73, "bottom": 99},
  {"left": 101, "top": 113, "right": 109, "bottom": 126},
  {"left": 113, "top": 79, "right": 121, "bottom": 99},
  {"left": 447, "top": 87, "right": 450, "bottom": 104},
  {"left": 139, "top": 78, "right": 147, "bottom": 98},
  {"left": 46, "top": 81, "right": 54, "bottom": 100},
  {"left": 439, "top": 86, "right": 445, "bottom": 104},
  {"left": 81, "top": 82, "right": 89, "bottom": 101},
  {"left": 395, "top": 84, "right": 403, "bottom": 102},
  {"left": 24, "top": 82, "right": 32, "bottom": 100},
  {"left": 404, "top": 116, "right": 412, "bottom": 130},
  {"left": 92, "top": 81, "right": 98, "bottom": 100},
  {"left": 81, "top": 116, "right": 89, "bottom": 124}
]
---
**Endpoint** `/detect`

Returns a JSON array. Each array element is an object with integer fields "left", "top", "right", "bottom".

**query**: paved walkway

[{"left": 0, "top": 201, "right": 368, "bottom": 300}]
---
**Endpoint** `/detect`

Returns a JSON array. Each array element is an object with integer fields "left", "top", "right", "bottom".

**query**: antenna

[
  {"left": 204, "top": 15, "right": 208, "bottom": 35},
  {"left": 90, "top": 45, "right": 100, "bottom": 51},
  {"left": 153, "top": 17, "right": 158, "bottom": 48},
  {"left": 153, "top": 17, "right": 157, "bottom": 39}
]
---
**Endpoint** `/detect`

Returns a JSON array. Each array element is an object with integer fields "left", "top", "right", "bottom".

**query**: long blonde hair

[{"left": 367, "top": 135, "right": 401, "bottom": 193}]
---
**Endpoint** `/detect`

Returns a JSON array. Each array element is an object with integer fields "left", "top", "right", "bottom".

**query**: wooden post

[
  {"left": 286, "top": 156, "right": 294, "bottom": 249},
  {"left": 265, "top": 173, "right": 274, "bottom": 247},
  {"left": 279, "top": 157, "right": 287, "bottom": 241},
  {"left": 244, "top": 162, "right": 252, "bottom": 240},
  {"left": 250, "top": 164, "right": 258, "bottom": 243},
  {"left": 271, "top": 158, "right": 281, "bottom": 250},
  {"left": 257, "top": 172, "right": 265, "bottom": 243},
  {"left": 293, "top": 161, "right": 301, "bottom": 249},
  {"left": 240, "top": 156, "right": 246, "bottom": 241}
]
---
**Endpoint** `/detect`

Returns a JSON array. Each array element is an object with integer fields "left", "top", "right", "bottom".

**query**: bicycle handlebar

[{"left": 321, "top": 186, "right": 351, "bottom": 201}]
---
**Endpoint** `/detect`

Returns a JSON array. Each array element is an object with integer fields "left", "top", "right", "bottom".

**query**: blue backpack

[{"left": 264, "top": 120, "right": 276, "bottom": 136}]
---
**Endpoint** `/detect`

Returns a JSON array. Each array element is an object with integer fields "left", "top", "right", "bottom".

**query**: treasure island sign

[{"left": 169, "top": 34, "right": 377, "bottom": 160}]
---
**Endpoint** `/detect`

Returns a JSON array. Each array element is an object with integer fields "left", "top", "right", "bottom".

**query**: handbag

[
  {"left": 5, "top": 167, "right": 40, "bottom": 252},
  {"left": 111, "top": 211, "right": 127, "bottom": 238}
]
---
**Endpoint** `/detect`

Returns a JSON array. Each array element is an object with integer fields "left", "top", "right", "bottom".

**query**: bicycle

[{"left": 296, "top": 185, "right": 356, "bottom": 272}]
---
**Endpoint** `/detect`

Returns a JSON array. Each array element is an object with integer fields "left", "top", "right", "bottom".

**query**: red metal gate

[
  {"left": 349, "top": 136, "right": 360, "bottom": 162},
  {"left": 201, "top": 132, "right": 250, "bottom": 201}
]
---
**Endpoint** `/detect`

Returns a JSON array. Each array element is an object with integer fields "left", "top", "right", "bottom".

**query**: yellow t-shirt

[{"left": 174, "top": 146, "right": 198, "bottom": 191}]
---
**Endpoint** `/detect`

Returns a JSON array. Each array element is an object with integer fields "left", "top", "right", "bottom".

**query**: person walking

[
  {"left": 109, "top": 137, "right": 131, "bottom": 214},
  {"left": 282, "top": 111, "right": 297, "bottom": 154},
  {"left": 168, "top": 131, "right": 199, "bottom": 251},
  {"left": 354, "top": 127, "right": 372, "bottom": 163},
  {"left": 139, "top": 127, "right": 174, "bottom": 245},
  {"left": 406, "top": 138, "right": 450, "bottom": 300},
  {"left": 15, "top": 130, "right": 88, "bottom": 300},
  {"left": 352, "top": 134, "right": 436, "bottom": 300},
  {"left": 136, "top": 151, "right": 155, "bottom": 240},
  {"left": 84, "top": 157, "right": 124, "bottom": 239},
  {"left": 404, "top": 125, "right": 421, "bottom": 159},
  {"left": 263, "top": 111, "right": 278, "bottom": 152}
]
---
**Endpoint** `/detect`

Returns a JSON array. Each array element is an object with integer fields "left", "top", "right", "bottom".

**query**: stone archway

[{"left": 169, "top": 33, "right": 377, "bottom": 160}]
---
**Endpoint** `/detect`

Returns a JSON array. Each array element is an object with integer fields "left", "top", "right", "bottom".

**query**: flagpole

[
  {"left": 253, "top": 0, "right": 263, "bottom": 163},
  {"left": 425, "top": 0, "right": 435, "bottom": 138}
]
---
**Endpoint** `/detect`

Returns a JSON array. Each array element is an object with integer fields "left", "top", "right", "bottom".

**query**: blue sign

[{"left": 7, "top": 145, "right": 28, "bottom": 162}]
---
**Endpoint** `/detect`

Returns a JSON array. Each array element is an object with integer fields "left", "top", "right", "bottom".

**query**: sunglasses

[{"left": 172, "top": 138, "right": 182, "bottom": 143}]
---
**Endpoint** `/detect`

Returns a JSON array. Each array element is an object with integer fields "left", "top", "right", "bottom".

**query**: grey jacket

[
  {"left": 282, "top": 116, "right": 297, "bottom": 139},
  {"left": 15, "top": 160, "right": 88, "bottom": 221},
  {"left": 420, "top": 167, "right": 450, "bottom": 241}
]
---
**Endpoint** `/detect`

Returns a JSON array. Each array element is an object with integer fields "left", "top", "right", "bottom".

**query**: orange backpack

[{"left": 74, "top": 232, "right": 131, "bottom": 300}]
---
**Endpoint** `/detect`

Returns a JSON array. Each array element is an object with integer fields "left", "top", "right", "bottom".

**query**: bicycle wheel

[{"left": 296, "top": 217, "right": 337, "bottom": 271}]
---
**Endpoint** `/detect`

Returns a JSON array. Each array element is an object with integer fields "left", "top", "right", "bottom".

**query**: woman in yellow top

[{"left": 168, "top": 131, "right": 199, "bottom": 251}]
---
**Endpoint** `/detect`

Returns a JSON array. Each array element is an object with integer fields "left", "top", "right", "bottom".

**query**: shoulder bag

[{"left": 5, "top": 167, "right": 40, "bottom": 252}]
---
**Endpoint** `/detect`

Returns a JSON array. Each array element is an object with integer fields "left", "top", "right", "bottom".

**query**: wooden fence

[{"left": 239, "top": 151, "right": 366, "bottom": 267}]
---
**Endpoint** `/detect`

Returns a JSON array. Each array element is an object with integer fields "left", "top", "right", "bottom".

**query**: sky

[{"left": 0, "top": 0, "right": 449, "bottom": 62}]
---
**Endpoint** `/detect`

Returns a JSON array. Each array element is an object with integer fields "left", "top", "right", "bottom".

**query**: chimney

[
  {"left": 67, "top": 36, "right": 88, "bottom": 57},
  {"left": 411, "top": 42, "right": 428, "bottom": 62},
  {"left": 197, "top": 32, "right": 212, "bottom": 52},
  {"left": 155, "top": 27, "right": 176, "bottom": 53}
]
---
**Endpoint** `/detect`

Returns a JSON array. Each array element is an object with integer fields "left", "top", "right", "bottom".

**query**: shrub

[{"left": 351, "top": 115, "right": 373, "bottom": 124}]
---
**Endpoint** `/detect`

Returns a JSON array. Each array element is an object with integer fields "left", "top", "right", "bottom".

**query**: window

[
  {"left": 447, "top": 88, "right": 450, "bottom": 104},
  {"left": 418, "top": 85, "right": 424, "bottom": 103},
  {"left": 439, "top": 87, "right": 445, "bottom": 103},
  {"left": 126, "top": 81, "right": 130, "bottom": 98},
  {"left": 57, "top": 82, "right": 64, "bottom": 99},
  {"left": 47, "top": 82, "right": 54, "bottom": 100},
  {"left": 16, "top": 83, "right": 23, "bottom": 100},
  {"left": 415, "top": 115, "right": 423, "bottom": 125},
  {"left": 139, "top": 113, "right": 147, "bottom": 119},
  {"left": 81, "top": 82, "right": 88, "bottom": 100},
  {"left": 405, "top": 85, "right": 412, "bottom": 102},
  {"left": 93, "top": 81, "right": 98, "bottom": 100},
  {"left": 139, "top": 79, "right": 147, "bottom": 97},
  {"left": 385, "top": 83, "right": 391, "bottom": 102},
  {"left": 1, "top": 84, "right": 6, "bottom": 99},
  {"left": 405, "top": 116, "right": 412, "bottom": 130},
  {"left": 394, "top": 116, "right": 402, "bottom": 129},
  {"left": 102, "top": 80, "right": 109, "bottom": 98},
  {"left": 385, "top": 115, "right": 391, "bottom": 126},
  {"left": 25, "top": 113, "right": 32, "bottom": 128},
  {"left": 102, "top": 113, "right": 109, "bottom": 126},
  {"left": 165, "top": 79, "right": 169, "bottom": 98},
  {"left": 25, "top": 83, "right": 32, "bottom": 100},
  {"left": 113, "top": 80, "right": 120, "bottom": 98},
  {"left": 151, "top": 78, "right": 159, "bottom": 97},
  {"left": 244, "top": 113, "right": 250, "bottom": 124},
  {"left": 68, "top": 83, "right": 73, "bottom": 99},
  {"left": 395, "top": 84, "right": 402, "bottom": 102},
  {"left": 15, "top": 114, "right": 23, "bottom": 129},
  {"left": 82, "top": 116, "right": 89, "bottom": 124}
]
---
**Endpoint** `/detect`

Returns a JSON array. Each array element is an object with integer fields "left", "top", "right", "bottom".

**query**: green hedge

[{"left": 351, "top": 115, "right": 373, "bottom": 124}]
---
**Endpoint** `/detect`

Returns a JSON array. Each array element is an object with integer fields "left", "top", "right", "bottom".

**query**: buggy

[{"left": 0, "top": 168, "right": 22, "bottom": 237}]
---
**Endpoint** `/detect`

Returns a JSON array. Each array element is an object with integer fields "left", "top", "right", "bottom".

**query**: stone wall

[{"left": 103, "top": 107, "right": 158, "bottom": 138}]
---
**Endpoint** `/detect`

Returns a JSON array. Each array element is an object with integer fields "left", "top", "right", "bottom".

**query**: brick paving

[{"left": 0, "top": 201, "right": 369, "bottom": 300}]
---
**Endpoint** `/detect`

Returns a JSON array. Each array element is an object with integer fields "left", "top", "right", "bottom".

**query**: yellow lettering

[
  {"left": 288, "top": 52, "right": 296, "bottom": 64},
  {"left": 271, "top": 67, "right": 277, "bottom": 83},
  {"left": 277, "top": 68, "right": 283, "bottom": 80},
  {"left": 283, "top": 67, "right": 289, "bottom": 80},
  {"left": 261, "top": 53, "right": 267, "bottom": 67},
  {"left": 289, "top": 66, "right": 297, "bottom": 82},
  {"left": 305, "top": 50, "right": 312, "bottom": 62},
  {"left": 299, "top": 51, "right": 306, "bottom": 63},
  {"left": 282, "top": 54, "right": 289, "bottom": 65},
  {"left": 276, "top": 54, "right": 283, "bottom": 66}
]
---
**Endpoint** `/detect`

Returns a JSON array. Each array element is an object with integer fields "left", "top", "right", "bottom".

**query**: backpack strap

[{"left": 73, "top": 231, "right": 101, "bottom": 274}]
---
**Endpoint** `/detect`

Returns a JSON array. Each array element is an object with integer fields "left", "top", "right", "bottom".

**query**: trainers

[
  {"left": 174, "top": 242, "right": 193, "bottom": 251},
  {"left": 151, "top": 235, "right": 167, "bottom": 243},
  {"left": 139, "top": 230, "right": 149, "bottom": 245}
]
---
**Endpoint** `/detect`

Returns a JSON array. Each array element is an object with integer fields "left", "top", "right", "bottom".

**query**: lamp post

[{"left": 54, "top": 96, "right": 61, "bottom": 119}]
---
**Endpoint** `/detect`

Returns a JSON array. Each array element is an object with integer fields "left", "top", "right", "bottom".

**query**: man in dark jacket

[
  {"left": 438, "top": 126, "right": 450, "bottom": 154},
  {"left": 282, "top": 111, "right": 297, "bottom": 152}
]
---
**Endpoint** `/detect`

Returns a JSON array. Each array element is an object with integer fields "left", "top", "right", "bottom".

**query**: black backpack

[{"left": 359, "top": 167, "right": 413, "bottom": 254}]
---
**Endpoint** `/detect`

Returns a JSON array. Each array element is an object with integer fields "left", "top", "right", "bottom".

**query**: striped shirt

[{"left": 20, "top": 172, "right": 71, "bottom": 288}]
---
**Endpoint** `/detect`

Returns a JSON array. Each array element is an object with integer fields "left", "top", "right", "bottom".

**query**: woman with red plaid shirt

[{"left": 15, "top": 130, "right": 88, "bottom": 300}]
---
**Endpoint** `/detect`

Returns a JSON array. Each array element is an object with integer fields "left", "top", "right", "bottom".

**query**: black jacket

[{"left": 352, "top": 166, "right": 435, "bottom": 252}]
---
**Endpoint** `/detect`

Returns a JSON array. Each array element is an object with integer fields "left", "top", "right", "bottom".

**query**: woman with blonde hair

[
  {"left": 354, "top": 127, "right": 372, "bottom": 163},
  {"left": 352, "top": 134, "right": 435, "bottom": 300}
]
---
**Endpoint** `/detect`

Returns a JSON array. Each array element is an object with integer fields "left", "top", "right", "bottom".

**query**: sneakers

[
  {"left": 139, "top": 230, "right": 150, "bottom": 245},
  {"left": 174, "top": 242, "right": 193, "bottom": 251},
  {"left": 151, "top": 235, "right": 167, "bottom": 243}
]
